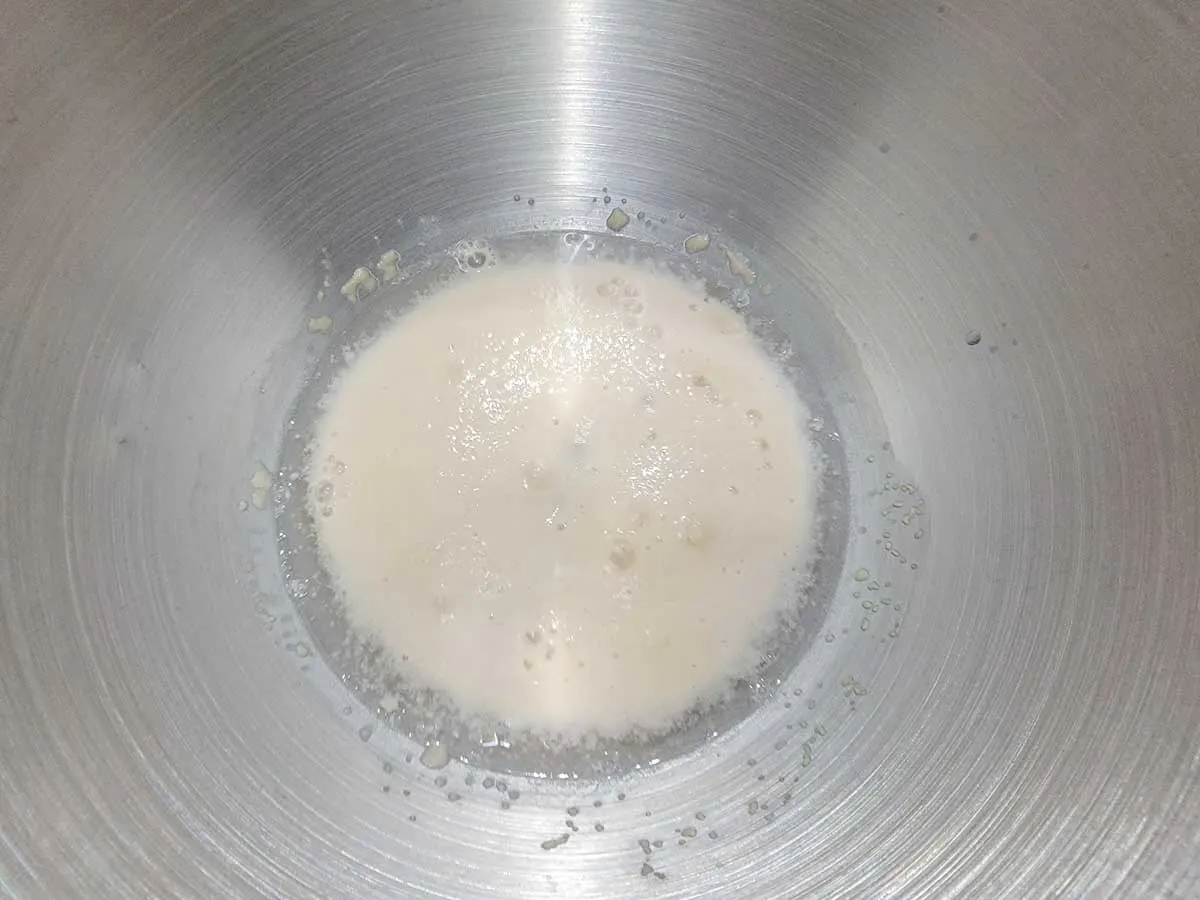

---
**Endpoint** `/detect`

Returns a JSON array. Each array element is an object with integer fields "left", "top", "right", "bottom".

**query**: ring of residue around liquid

[{"left": 276, "top": 232, "right": 849, "bottom": 777}]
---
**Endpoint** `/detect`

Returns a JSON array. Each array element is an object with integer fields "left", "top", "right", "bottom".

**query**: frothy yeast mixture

[{"left": 308, "top": 261, "right": 814, "bottom": 737}]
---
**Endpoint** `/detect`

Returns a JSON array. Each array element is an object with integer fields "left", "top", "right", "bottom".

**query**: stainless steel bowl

[{"left": 1, "top": 0, "right": 1197, "bottom": 897}]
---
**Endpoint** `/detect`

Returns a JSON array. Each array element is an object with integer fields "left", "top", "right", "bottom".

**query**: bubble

[
  {"left": 678, "top": 516, "right": 708, "bottom": 547},
  {"left": 521, "top": 461, "right": 549, "bottom": 490},
  {"left": 608, "top": 538, "right": 637, "bottom": 571},
  {"left": 453, "top": 240, "right": 493, "bottom": 272},
  {"left": 597, "top": 278, "right": 621, "bottom": 298}
]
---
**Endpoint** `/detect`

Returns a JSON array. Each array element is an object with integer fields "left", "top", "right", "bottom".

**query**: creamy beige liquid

[{"left": 308, "top": 261, "right": 813, "bottom": 737}]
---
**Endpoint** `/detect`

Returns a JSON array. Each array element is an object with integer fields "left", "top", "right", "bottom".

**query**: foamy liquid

[{"left": 308, "top": 261, "right": 813, "bottom": 737}]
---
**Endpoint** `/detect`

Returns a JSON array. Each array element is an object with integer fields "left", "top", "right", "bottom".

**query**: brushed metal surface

[{"left": 1, "top": 0, "right": 1198, "bottom": 897}]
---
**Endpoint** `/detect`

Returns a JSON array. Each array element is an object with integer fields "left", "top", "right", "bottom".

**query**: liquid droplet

[
  {"left": 606, "top": 208, "right": 630, "bottom": 232},
  {"left": 419, "top": 742, "right": 451, "bottom": 770}
]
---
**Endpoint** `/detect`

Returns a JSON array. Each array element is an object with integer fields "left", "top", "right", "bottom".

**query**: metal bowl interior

[{"left": 0, "top": 1, "right": 1197, "bottom": 897}]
